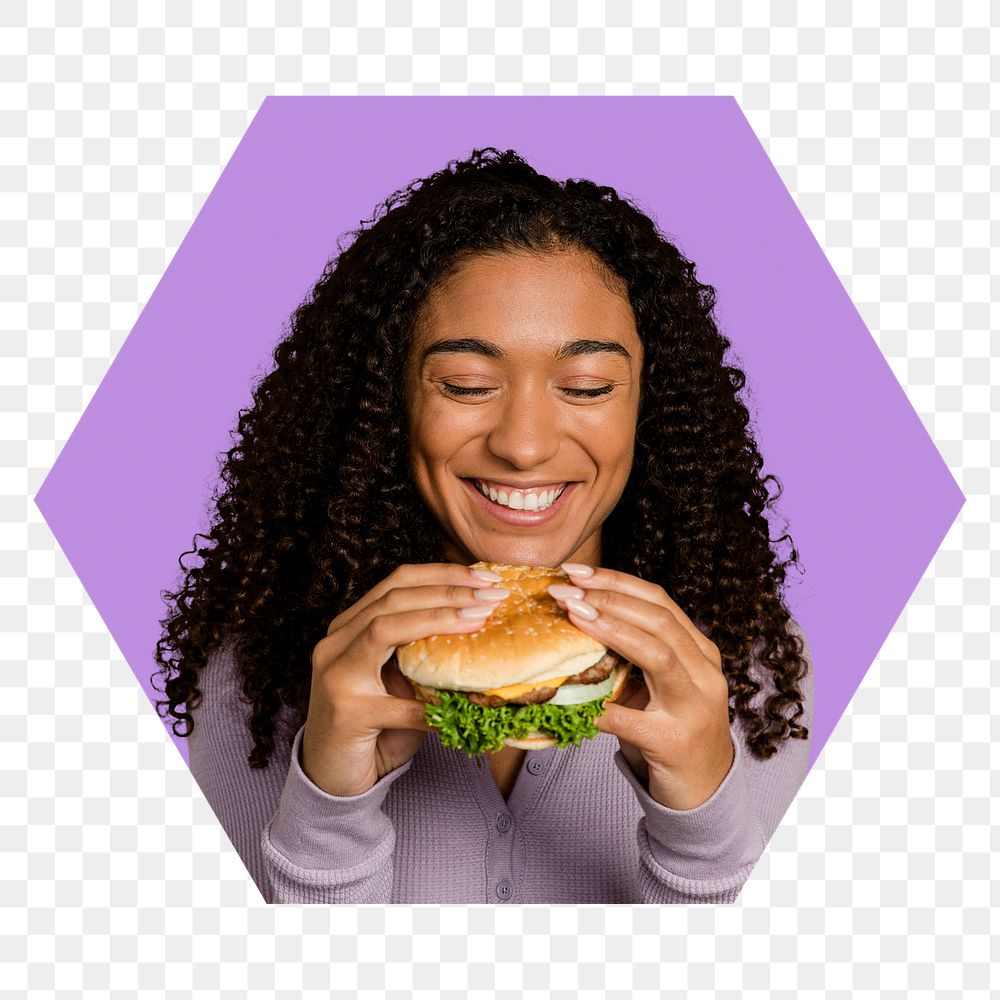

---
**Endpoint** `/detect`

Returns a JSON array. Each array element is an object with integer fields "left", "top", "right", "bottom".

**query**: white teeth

[{"left": 474, "top": 480, "right": 566, "bottom": 512}]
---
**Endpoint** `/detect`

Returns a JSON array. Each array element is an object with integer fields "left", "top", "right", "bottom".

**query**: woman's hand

[
  {"left": 302, "top": 563, "right": 508, "bottom": 797},
  {"left": 548, "top": 563, "right": 734, "bottom": 811}
]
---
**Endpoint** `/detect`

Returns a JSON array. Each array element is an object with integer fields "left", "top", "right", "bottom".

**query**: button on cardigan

[{"left": 187, "top": 626, "right": 813, "bottom": 904}]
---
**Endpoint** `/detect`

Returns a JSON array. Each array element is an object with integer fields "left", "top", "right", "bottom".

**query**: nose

[{"left": 486, "top": 382, "right": 561, "bottom": 469}]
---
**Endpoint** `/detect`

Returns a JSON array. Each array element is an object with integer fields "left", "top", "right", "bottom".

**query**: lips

[
  {"left": 472, "top": 479, "right": 568, "bottom": 511},
  {"left": 461, "top": 478, "right": 575, "bottom": 526}
]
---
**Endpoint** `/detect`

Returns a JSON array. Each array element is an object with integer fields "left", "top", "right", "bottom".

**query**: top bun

[{"left": 395, "top": 563, "right": 608, "bottom": 692}]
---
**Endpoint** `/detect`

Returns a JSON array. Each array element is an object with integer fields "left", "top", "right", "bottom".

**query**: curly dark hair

[{"left": 153, "top": 146, "right": 809, "bottom": 770}]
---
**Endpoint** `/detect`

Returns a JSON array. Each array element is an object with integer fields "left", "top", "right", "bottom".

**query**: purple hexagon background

[{"left": 35, "top": 96, "right": 963, "bottom": 770}]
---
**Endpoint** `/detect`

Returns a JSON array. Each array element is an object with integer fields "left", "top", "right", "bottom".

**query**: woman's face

[{"left": 404, "top": 248, "right": 643, "bottom": 569}]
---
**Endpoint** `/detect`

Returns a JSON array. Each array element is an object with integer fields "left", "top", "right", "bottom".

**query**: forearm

[
  {"left": 615, "top": 739, "right": 766, "bottom": 903},
  {"left": 261, "top": 725, "right": 411, "bottom": 904},
  {"left": 261, "top": 821, "right": 397, "bottom": 904}
]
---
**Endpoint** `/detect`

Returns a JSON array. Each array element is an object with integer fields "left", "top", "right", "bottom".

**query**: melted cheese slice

[{"left": 482, "top": 675, "right": 570, "bottom": 700}]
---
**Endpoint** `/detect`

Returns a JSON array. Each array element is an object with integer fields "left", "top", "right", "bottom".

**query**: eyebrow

[{"left": 420, "top": 337, "right": 632, "bottom": 365}]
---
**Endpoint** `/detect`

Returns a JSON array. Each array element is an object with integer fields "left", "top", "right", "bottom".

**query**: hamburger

[{"left": 395, "top": 563, "right": 630, "bottom": 754}]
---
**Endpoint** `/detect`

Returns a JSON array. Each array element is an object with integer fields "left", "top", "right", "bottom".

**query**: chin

[{"left": 476, "top": 547, "right": 570, "bottom": 570}]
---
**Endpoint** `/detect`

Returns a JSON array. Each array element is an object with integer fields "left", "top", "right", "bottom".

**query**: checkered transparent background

[{"left": 3, "top": 2, "right": 996, "bottom": 995}]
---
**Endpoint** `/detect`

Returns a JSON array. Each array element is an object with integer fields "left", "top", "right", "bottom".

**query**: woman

[{"left": 154, "top": 147, "right": 812, "bottom": 904}]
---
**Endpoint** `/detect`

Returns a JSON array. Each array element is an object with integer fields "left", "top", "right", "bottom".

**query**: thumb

[
  {"left": 595, "top": 702, "right": 658, "bottom": 751},
  {"left": 371, "top": 693, "right": 437, "bottom": 733},
  {"left": 596, "top": 704, "right": 651, "bottom": 786}
]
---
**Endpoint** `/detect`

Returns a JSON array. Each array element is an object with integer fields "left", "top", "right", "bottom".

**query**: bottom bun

[
  {"left": 503, "top": 662, "right": 631, "bottom": 749},
  {"left": 503, "top": 732, "right": 558, "bottom": 750}
]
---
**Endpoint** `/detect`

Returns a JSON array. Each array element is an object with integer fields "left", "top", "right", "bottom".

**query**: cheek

[
  {"left": 589, "top": 410, "right": 638, "bottom": 472},
  {"left": 408, "top": 401, "right": 476, "bottom": 465}
]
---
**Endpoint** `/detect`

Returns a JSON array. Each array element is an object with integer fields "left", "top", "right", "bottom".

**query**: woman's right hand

[{"left": 301, "top": 562, "right": 508, "bottom": 797}]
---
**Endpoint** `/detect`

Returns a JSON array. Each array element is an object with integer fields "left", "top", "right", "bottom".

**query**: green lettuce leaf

[{"left": 424, "top": 690, "right": 611, "bottom": 755}]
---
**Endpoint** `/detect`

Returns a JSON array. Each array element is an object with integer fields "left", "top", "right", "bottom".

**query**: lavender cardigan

[{"left": 188, "top": 626, "right": 812, "bottom": 904}]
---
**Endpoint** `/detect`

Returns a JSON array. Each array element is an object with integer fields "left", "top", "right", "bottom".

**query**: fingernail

[
  {"left": 565, "top": 597, "right": 598, "bottom": 621},
  {"left": 458, "top": 604, "right": 494, "bottom": 620},
  {"left": 561, "top": 563, "right": 594, "bottom": 578},
  {"left": 547, "top": 584, "right": 585, "bottom": 601},
  {"left": 475, "top": 588, "right": 509, "bottom": 603},
  {"left": 471, "top": 568, "right": 503, "bottom": 582}
]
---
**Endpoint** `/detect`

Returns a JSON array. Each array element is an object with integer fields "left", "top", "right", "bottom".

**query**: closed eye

[
  {"left": 560, "top": 385, "right": 615, "bottom": 398},
  {"left": 441, "top": 383, "right": 614, "bottom": 398}
]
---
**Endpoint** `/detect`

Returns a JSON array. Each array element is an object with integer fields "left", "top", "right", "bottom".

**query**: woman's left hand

[{"left": 549, "top": 564, "right": 735, "bottom": 811}]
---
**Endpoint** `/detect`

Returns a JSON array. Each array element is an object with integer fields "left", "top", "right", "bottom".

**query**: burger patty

[
  {"left": 466, "top": 691, "right": 521, "bottom": 707},
  {"left": 564, "top": 650, "right": 621, "bottom": 686},
  {"left": 465, "top": 651, "right": 623, "bottom": 707}
]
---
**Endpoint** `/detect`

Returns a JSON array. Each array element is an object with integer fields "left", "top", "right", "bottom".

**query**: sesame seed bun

[{"left": 395, "top": 563, "right": 609, "bottom": 692}]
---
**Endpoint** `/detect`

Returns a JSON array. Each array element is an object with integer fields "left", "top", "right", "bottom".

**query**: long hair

[{"left": 153, "top": 147, "right": 809, "bottom": 769}]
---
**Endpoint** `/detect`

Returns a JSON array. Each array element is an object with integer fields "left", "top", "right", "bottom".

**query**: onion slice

[{"left": 547, "top": 672, "right": 617, "bottom": 705}]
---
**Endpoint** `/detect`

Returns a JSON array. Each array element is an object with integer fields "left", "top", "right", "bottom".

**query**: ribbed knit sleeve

[
  {"left": 614, "top": 739, "right": 764, "bottom": 903},
  {"left": 187, "top": 642, "right": 412, "bottom": 904},
  {"left": 261, "top": 725, "right": 413, "bottom": 904},
  {"left": 614, "top": 619, "right": 814, "bottom": 903},
  {"left": 187, "top": 642, "right": 293, "bottom": 901}
]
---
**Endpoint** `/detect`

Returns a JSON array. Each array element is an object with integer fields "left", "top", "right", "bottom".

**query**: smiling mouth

[{"left": 469, "top": 479, "right": 569, "bottom": 512}]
